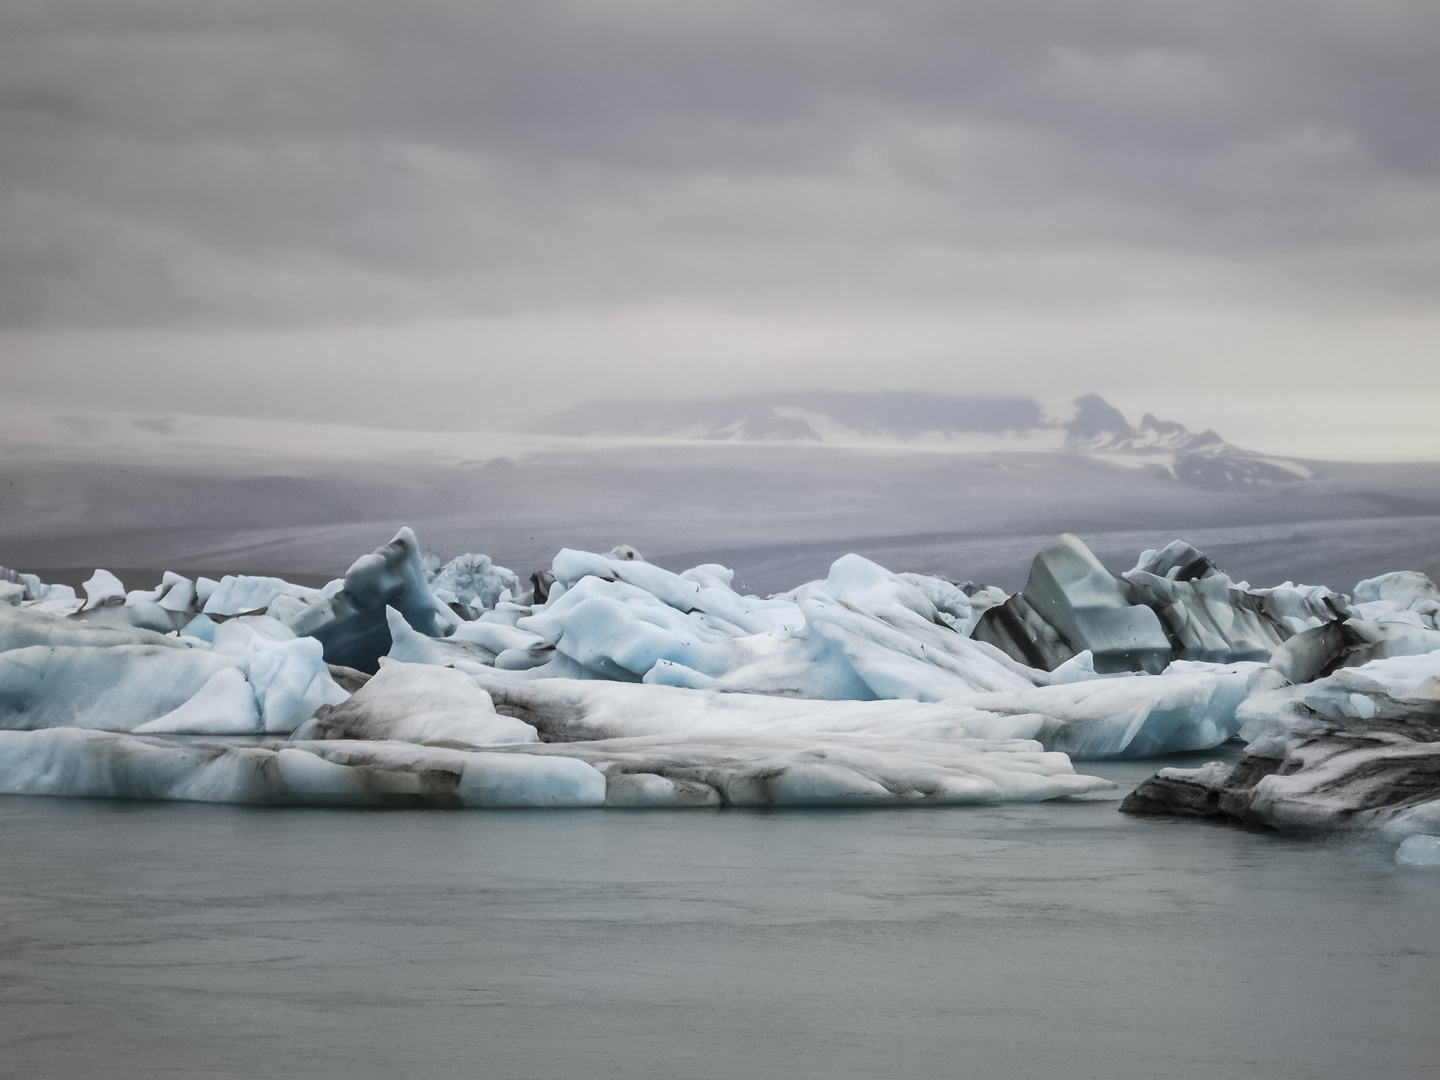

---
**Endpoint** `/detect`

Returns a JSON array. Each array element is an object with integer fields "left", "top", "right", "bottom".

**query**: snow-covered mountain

[
  {"left": 535, "top": 390, "right": 1309, "bottom": 486},
  {"left": 1064, "top": 394, "right": 1310, "bottom": 485},
  {"left": 534, "top": 391, "right": 1044, "bottom": 444}
]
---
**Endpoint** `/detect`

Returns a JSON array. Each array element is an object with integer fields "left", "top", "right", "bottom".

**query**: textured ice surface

[
  {"left": 474, "top": 664, "right": 1249, "bottom": 760},
  {"left": 0, "top": 725, "right": 1109, "bottom": 808},
  {"left": 5, "top": 526, "right": 1440, "bottom": 816},
  {"left": 1124, "top": 652, "right": 1440, "bottom": 834},
  {"left": 274, "top": 528, "right": 461, "bottom": 671},
  {"left": 203, "top": 575, "right": 327, "bottom": 617},
  {"left": 1122, "top": 540, "right": 1341, "bottom": 662},
  {"left": 976, "top": 536, "right": 1346, "bottom": 673},
  {"left": 973, "top": 534, "right": 1174, "bottom": 672},
  {"left": 0, "top": 610, "right": 344, "bottom": 735},
  {"left": 1395, "top": 834, "right": 1440, "bottom": 866},
  {"left": 1019, "top": 534, "right": 1172, "bottom": 673},
  {"left": 505, "top": 548, "right": 1037, "bottom": 700},
  {"left": 295, "top": 660, "right": 538, "bottom": 746},
  {"left": 0, "top": 729, "right": 606, "bottom": 808},
  {"left": 429, "top": 552, "right": 522, "bottom": 614},
  {"left": 1353, "top": 571, "right": 1440, "bottom": 630}
]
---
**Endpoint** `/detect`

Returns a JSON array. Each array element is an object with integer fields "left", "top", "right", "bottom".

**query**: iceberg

[
  {"left": 0, "top": 603, "right": 189, "bottom": 653},
  {"left": 1395, "top": 834, "right": 1440, "bottom": 867},
  {"left": 0, "top": 728, "right": 606, "bottom": 808},
  {"left": 4, "top": 524, "right": 1439, "bottom": 819},
  {"left": 0, "top": 724, "right": 1110, "bottom": 809},
  {"left": 429, "top": 552, "right": 522, "bottom": 614},
  {"left": 503, "top": 548, "right": 1037, "bottom": 700},
  {"left": 294, "top": 660, "right": 538, "bottom": 746},
  {"left": 974, "top": 534, "right": 1171, "bottom": 673},
  {"left": 473, "top": 662, "right": 1249, "bottom": 760},
  {"left": 1122, "top": 652, "right": 1440, "bottom": 836},
  {"left": 276, "top": 527, "right": 461, "bottom": 672},
  {"left": 1121, "top": 541, "right": 1343, "bottom": 662},
  {"left": 974, "top": 535, "right": 1348, "bottom": 674},
  {"left": 0, "top": 612, "right": 344, "bottom": 735}
]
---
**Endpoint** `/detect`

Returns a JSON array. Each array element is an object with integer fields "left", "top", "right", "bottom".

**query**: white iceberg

[{"left": 1395, "top": 834, "right": 1440, "bottom": 867}]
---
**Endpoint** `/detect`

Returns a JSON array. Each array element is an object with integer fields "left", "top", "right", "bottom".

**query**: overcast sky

[{"left": 3, "top": 0, "right": 1439, "bottom": 447}]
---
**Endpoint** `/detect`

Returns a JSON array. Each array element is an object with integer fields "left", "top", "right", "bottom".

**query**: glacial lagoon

[{"left": 4, "top": 749, "right": 1438, "bottom": 1080}]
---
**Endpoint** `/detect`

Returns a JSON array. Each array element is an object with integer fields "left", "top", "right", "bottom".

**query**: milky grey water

[{"left": 3, "top": 752, "right": 1438, "bottom": 1080}]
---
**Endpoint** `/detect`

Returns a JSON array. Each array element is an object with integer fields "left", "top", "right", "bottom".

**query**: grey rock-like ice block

[{"left": 1020, "top": 534, "right": 1172, "bottom": 674}]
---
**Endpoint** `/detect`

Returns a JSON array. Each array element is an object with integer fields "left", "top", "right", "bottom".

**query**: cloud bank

[{"left": 3, "top": 0, "right": 1438, "bottom": 430}]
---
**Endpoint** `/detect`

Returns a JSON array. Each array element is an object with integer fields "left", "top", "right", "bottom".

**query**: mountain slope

[{"left": 535, "top": 390, "right": 1308, "bottom": 487}]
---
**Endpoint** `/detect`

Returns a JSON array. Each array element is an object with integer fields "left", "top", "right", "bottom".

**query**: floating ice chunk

[
  {"left": 0, "top": 607, "right": 342, "bottom": 735},
  {"left": 1396, "top": 834, "right": 1440, "bottom": 867},
  {"left": 1047, "top": 650, "right": 1103, "bottom": 684},
  {"left": 382, "top": 606, "right": 518, "bottom": 669},
  {"left": 181, "top": 613, "right": 217, "bottom": 642},
  {"left": 492, "top": 550, "right": 1040, "bottom": 699},
  {"left": 551, "top": 547, "right": 798, "bottom": 635},
  {"left": 195, "top": 577, "right": 221, "bottom": 608},
  {"left": 510, "top": 731, "right": 1111, "bottom": 807},
  {"left": 962, "top": 664, "right": 1255, "bottom": 759},
  {"left": 1122, "top": 543, "right": 1300, "bottom": 663},
  {"left": 1124, "top": 651, "right": 1440, "bottom": 833},
  {"left": 294, "top": 659, "right": 537, "bottom": 746},
  {"left": 82, "top": 569, "right": 126, "bottom": 610},
  {"left": 978, "top": 536, "right": 1345, "bottom": 673},
  {"left": 519, "top": 574, "right": 737, "bottom": 681},
  {"left": 203, "top": 575, "right": 323, "bottom": 616},
  {"left": 791, "top": 559, "right": 1038, "bottom": 698},
  {"left": 451, "top": 618, "right": 546, "bottom": 656},
  {"left": 274, "top": 528, "right": 462, "bottom": 672},
  {"left": 0, "top": 581, "right": 23, "bottom": 607},
  {"left": 972, "top": 592, "right": 1078, "bottom": 671},
  {"left": 430, "top": 552, "right": 521, "bottom": 614},
  {"left": 1354, "top": 572, "right": 1440, "bottom": 630},
  {"left": 344, "top": 526, "right": 458, "bottom": 638},
  {"left": 1021, "top": 534, "right": 1172, "bottom": 673}
]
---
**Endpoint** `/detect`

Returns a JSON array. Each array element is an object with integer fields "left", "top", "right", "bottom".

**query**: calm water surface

[{"left": 2, "top": 753, "right": 1437, "bottom": 1080}]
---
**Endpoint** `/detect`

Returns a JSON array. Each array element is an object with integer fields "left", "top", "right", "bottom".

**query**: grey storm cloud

[{"left": 1, "top": 0, "right": 1438, "bottom": 331}]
